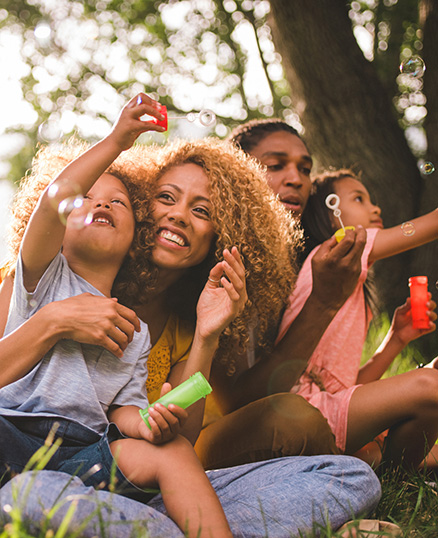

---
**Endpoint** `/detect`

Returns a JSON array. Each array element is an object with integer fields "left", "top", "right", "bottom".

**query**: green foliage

[
  {"left": 361, "top": 311, "right": 426, "bottom": 376},
  {"left": 0, "top": 1, "right": 430, "bottom": 184},
  {"left": 0, "top": 0, "right": 293, "bottom": 184}
]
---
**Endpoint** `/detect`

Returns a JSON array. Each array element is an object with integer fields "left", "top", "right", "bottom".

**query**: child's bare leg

[
  {"left": 353, "top": 440, "right": 383, "bottom": 469},
  {"left": 345, "top": 369, "right": 438, "bottom": 470},
  {"left": 111, "top": 435, "right": 232, "bottom": 538}
]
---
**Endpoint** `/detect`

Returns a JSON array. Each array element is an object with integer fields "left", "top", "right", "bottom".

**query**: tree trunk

[{"left": 267, "top": 0, "right": 434, "bottom": 322}]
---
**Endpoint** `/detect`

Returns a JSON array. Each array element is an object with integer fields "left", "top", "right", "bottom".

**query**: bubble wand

[
  {"left": 325, "top": 193, "right": 355, "bottom": 242},
  {"left": 136, "top": 96, "right": 216, "bottom": 130}
]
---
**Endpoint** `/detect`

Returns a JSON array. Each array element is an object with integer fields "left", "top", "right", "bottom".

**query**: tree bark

[{"left": 267, "top": 0, "right": 435, "bottom": 319}]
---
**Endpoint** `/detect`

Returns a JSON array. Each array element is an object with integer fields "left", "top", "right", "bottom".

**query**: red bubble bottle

[{"left": 408, "top": 276, "right": 429, "bottom": 329}]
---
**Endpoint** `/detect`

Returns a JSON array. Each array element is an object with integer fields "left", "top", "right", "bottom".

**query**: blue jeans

[
  {"left": 0, "top": 456, "right": 381, "bottom": 537},
  {"left": 0, "top": 415, "right": 155, "bottom": 503}
]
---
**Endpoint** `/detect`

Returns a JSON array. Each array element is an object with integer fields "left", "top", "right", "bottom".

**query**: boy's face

[
  {"left": 248, "top": 131, "right": 313, "bottom": 217},
  {"left": 62, "top": 173, "right": 135, "bottom": 266}
]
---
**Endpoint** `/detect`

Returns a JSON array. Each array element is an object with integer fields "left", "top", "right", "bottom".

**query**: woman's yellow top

[
  {"left": 147, "top": 313, "right": 222, "bottom": 426},
  {"left": 146, "top": 313, "right": 194, "bottom": 403}
]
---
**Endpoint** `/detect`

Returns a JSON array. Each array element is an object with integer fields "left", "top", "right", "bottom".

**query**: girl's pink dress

[{"left": 276, "top": 228, "right": 379, "bottom": 451}]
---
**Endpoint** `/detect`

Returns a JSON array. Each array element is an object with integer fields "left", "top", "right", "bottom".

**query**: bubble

[
  {"left": 58, "top": 196, "right": 93, "bottom": 229},
  {"left": 186, "top": 112, "right": 197, "bottom": 123},
  {"left": 2, "top": 504, "right": 12, "bottom": 513},
  {"left": 199, "top": 109, "right": 216, "bottom": 127},
  {"left": 401, "top": 221, "right": 416, "bottom": 236},
  {"left": 28, "top": 298, "right": 38, "bottom": 308},
  {"left": 48, "top": 179, "right": 82, "bottom": 210},
  {"left": 67, "top": 198, "right": 93, "bottom": 229},
  {"left": 399, "top": 56, "right": 426, "bottom": 77},
  {"left": 38, "top": 121, "right": 63, "bottom": 143},
  {"left": 420, "top": 161, "right": 435, "bottom": 175}
]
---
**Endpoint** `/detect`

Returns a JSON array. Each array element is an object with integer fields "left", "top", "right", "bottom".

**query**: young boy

[{"left": 0, "top": 94, "right": 232, "bottom": 538}]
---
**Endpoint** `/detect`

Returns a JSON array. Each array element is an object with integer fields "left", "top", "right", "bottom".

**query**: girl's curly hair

[
  {"left": 129, "top": 138, "right": 302, "bottom": 368},
  {"left": 6, "top": 139, "right": 157, "bottom": 305}
]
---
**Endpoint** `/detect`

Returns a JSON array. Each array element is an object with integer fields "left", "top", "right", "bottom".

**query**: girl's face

[
  {"left": 332, "top": 177, "right": 383, "bottom": 230},
  {"left": 63, "top": 173, "right": 135, "bottom": 265},
  {"left": 152, "top": 163, "right": 216, "bottom": 275}
]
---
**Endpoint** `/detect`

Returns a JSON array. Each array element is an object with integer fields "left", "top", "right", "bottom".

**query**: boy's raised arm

[{"left": 21, "top": 93, "right": 165, "bottom": 292}]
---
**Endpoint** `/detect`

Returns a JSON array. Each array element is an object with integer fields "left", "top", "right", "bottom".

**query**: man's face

[{"left": 249, "top": 131, "right": 313, "bottom": 217}]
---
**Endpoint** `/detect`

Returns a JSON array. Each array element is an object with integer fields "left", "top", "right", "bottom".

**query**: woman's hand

[
  {"left": 196, "top": 247, "right": 247, "bottom": 342},
  {"left": 137, "top": 383, "right": 188, "bottom": 445},
  {"left": 49, "top": 293, "right": 141, "bottom": 358},
  {"left": 390, "top": 294, "right": 436, "bottom": 346}
]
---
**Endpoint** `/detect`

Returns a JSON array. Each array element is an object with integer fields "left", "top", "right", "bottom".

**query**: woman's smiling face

[{"left": 152, "top": 163, "right": 216, "bottom": 275}]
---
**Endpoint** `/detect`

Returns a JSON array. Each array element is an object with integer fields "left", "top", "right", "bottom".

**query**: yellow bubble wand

[{"left": 325, "top": 194, "right": 355, "bottom": 242}]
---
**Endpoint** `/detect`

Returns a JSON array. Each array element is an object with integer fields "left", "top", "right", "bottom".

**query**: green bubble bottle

[{"left": 139, "top": 372, "right": 212, "bottom": 429}]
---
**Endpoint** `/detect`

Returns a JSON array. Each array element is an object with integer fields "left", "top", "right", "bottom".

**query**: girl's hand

[
  {"left": 109, "top": 93, "right": 166, "bottom": 151},
  {"left": 196, "top": 247, "right": 247, "bottom": 342},
  {"left": 137, "top": 382, "right": 188, "bottom": 445},
  {"left": 391, "top": 294, "right": 436, "bottom": 346}
]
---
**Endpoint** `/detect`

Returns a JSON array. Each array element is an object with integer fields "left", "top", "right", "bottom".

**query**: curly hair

[
  {"left": 130, "top": 138, "right": 302, "bottom": 367},
  {"left": 7, "top": 137, "right": 301, "bottom": 370},
  {"left": 227, "top": 118, "right": 307, "bottom": 154},
  {"left": 6, "top": 139, "right": 158, "bottom": 306}
]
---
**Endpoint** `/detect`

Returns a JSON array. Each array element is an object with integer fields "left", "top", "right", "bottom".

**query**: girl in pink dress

[{"left": 276, "top": 169, "right": 438, "bottom": 470}]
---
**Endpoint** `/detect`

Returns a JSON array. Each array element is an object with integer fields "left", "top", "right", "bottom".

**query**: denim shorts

[{"left": 0, "top": 415, "right": 156, "bottom": 503}]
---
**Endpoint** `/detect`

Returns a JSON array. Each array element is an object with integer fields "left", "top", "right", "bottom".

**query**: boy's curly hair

[
  {"left": 130, "top": 138, "right": 302, "bottom": 368},
  {"left": 6, "top": 139, "right": 157, "bottom": 305}
]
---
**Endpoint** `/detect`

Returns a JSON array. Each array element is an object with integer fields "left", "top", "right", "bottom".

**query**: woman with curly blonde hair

[{"left": 131, "top": 137, "right": 300, "bottom": 363}]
